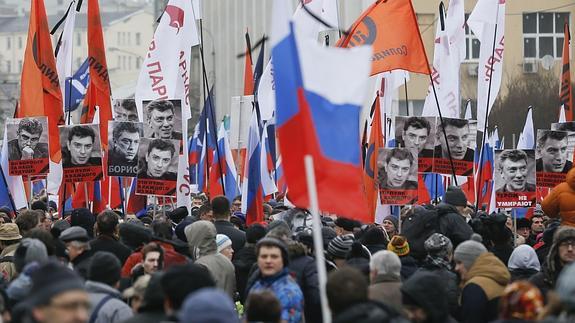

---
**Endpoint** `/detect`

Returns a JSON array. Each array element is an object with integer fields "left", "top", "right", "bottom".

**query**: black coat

[
  {"left": 214, "top": 220, "right": 246, "bottom": 253},
  {"left": 510, "top": 268, "right": 539, "bottom": 282},
  {"left": 90, "top": 235, "right": 132, "bottom": 265},
  {"left": 399, "top": 255, "right": 418, "bottom": 280},
  {"left": 289, "top": 253, "right": 322, "bottom": 323},
  {"left": 72, "top": 250, "right": 93, "bottom": 280},
  {"left": 436, "top": 203, "right": 474, "bottom": 248},
  {"left": 417, "top": 264, "right": 459, "bottom": 319},
  {"left": 491, "top": 243, "right": 513, "bottom": 266},
  {"left": 232, "top": 244, "right": 257, "bottom": 302}
]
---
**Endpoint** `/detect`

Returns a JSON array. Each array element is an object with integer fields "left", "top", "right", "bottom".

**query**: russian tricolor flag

[
  {"left": 271, "top": 0, "right": 371, "bottom": 220},
  {"left": 241, "top": 112, "right": 264, "bottom": 224},
  {"left": 209, "top": 123, "right": 240, "bottom": 201}
]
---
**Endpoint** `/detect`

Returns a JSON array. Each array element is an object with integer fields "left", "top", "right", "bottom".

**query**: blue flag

[{"left": 64, "top": 58, "right": 90, "bottom": 112}]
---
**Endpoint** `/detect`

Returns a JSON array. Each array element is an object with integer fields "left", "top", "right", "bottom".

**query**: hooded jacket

[
  {"left": 85, "top": 280, "right": 133, "bottom": 323},
  {"left": 185, "top": 220, "right": 236, "bottom": 297},
  {"left": 542, "top": 167, "right": 575, "bottom": 226},
  {"left": 508, "top": 245, "right": 540, "bottom": 282},
  {"left": 460, "top": 252, "right": 511, "bottom": 323}
]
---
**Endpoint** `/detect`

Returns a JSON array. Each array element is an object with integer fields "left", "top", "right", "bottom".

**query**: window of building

[
  {"left": 6, "top": 61, "right": 11, "bottom": 73},
  {"left": 127, "top": 32, "right": 131, "bottom": 46},
  {"left": 18, "top": 60, "right": 22, "bottom": 72},
  {"left": 77, "top": 58, "right": 82, "bottom": 69},
  {"left": 117, "top": 32, "right": 121, "bottom": 46},
  {"left": 128, "top": 56, "right": 132, "bottom": 70},
  {"left": 136, "top": 32, "right": 141, "bottom": 46},
  {"left": 6, "top": 37, "right": 11, "bottom": 50},
  {"left": 464, "top": 14, "right": 480, "bottom": 62},
  {"left": 18, "top": 37, "right": 22, "bottom": 49},
  {"left": 523, "top": 12, "right": 570, "bottom": 59},
  {"left": 122, "top": 56, "right": 126, "bottom": 70},
  {"left": 136, "top": 57, "right": 142, "bottom": 69},
  {"left": 117, "top": 56, "right": 121, "bottom": 69}
]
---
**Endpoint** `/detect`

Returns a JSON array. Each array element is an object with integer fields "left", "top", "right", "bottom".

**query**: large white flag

[
  {"left": 517, "top": 108, "right": 534, "bottom": 149},
  {"left": 468, "top": 0, "right": 505, "bottom": 132},
  {"left": 422, "top": 0, "right": 465, "bottom": 118},
  {"left": 135, "top": 0, "right": 199, "bottom": 210},
  {"left": 49, "top": 0, "right": 77, "bottom": 196}
]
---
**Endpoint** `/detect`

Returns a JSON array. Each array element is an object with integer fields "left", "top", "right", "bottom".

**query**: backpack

[{"left": 400, "top": 205, "right": 441, "bottom": 261}]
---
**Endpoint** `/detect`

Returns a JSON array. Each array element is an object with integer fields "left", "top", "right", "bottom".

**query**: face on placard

[
  {"left": 440, "top": 125, "right": 470, "bottom": 160},
  {"left": 384, "top": 157, "right": 411, "bottom": 188},
  {"left": 257, "top": 246, "right": 284, "bottom": 277},
  {"left": 67, "top": 135, "right": 94, "bottom": 165},
  {"left": 403, "top": 126, "right": 429, "bottom": 153},
  {"left": 145, "top": 148, "right": 172, "bottom": 178},
  {"left": 540, "top": 138, "right": 568, "bottom": 172},
  {"left": 148, "top": 109, "right": 175, "bottom": 139},
  {"left": 18, "top": 129, "right": 41, "bottom": 152},
  {"left": 114, "top": 104, "right": 138, "bottom": 122},
  {"left": 114, "top": 131, "right": 140, "bottom": 162},
  {"left": 500, "top": 158, "right": 528, "bottom": 191}
]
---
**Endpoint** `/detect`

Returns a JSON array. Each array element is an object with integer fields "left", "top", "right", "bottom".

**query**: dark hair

[
  {"left": 147, "top": 138, "right": 175, "bottom": 157},
  {"left": 403, "top": 116, "right": 430, "bottom": 133},
  {"left": 141, "top": 242, "right": 164, "bottom": 269},
  {"left": 198, "top": 203, "right": 212, "bottom": 218},
  {"left": 161, "top": 264, "right": 216, "bottom": 311},
  {"left": 26, "top": 228, "right": 56, "bottom": 256},
  {"left": 30, "top": 201, "right": 48, "bottom": 212},
  {"left": 538, "top": 130, "right": 567, "bottom": 148},
  {"left": 385, "top": 148, "right": 414, "bottom": 166},
  {"left": 18, "top": 118, "right": 43, "bottom": 136},
  {"left": 245, "top": 291, "right": 282, "bottom": 323},
  {"left": 326, "top": 267, "right": 368, "bottom": 316},
  {"left": 15, "top": 210, "right": 39, "bottom": 234},
  {"left": 498, "top": 149, "right": 528, "bottom": 170},
  {"left": 120, "top": 99, "right": 137, "bottom": 112},
  {"left": 146, "top": 100, "right": 174, "bottom": 115},
  {"left": 112, "top": 122, "right": 141, "bottom": 140},
  {"left": 151, "top": 219, "right": 173, "bottom": 240},
  {"left": 438, "top": 118, "right": 469, "bottom": 131},
  {"left": 211, "top": 196, "right": 231, "bottom": 220},
  {"left": 67, "top": 125, "right": 95, "bottom": 143},
  {"left": 96, "top": 210, "right": 119, "bottom": 236}
]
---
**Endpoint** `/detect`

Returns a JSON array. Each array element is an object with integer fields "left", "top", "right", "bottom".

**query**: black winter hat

[
  {"left": 119, "top": 222, "right": 152, "bottom": 250},
  {"left": 360, "top": 227, "right": 387, "bottom": 246},
  {"left": 516, "top": 218, "right": 531, "bottom": 230},
  {"left": 88, "top": 251, "right": 121, "bottom": 286},
  {"left": 246, "top": 223, "right": 266, "bottom": 244},
  {"left": 28, "top": 261, "right": 85, "bottom": 306},
  {"left": 70, "top": 208, "right": 95, "bottom": 238},
  {"left": 443, "top": 186, "right": 467, "bottom": 207},
  {"left": 335, "top": 217, "right": 361, "bottom": 232}
]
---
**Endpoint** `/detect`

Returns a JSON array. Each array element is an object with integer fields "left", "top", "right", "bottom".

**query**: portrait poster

[
  {"left": 377, "top": 147, "right": 418, "bottom": 205},
  {"left": 7, "top": 117, "right": 50, "bottom": 176},
  {"left": 141, "top": 99, "right": 183, "bottom": 140},
  {"left": 394, "top": 116, "right": 437, "bottom": 173},
  {"left": 433, "top": 117, "right": 477, "bottom": 176},
  {"left": 136, "top": 137, "right": 180, "bottom": 197},
  {"left": 536, "top": 129, "right": 575, "bottom": 188},
  {"left": 59, "top": 124, "right": 103, "bottom": 183},
  {"left": 112, "top": 99, "right": 139, "bottom": 122},
  {"left": 107, "top": 121, "right": 144, "bottom": 177},
  {"left": 494, "top": 149, "right": 536, "bottom": 208}
]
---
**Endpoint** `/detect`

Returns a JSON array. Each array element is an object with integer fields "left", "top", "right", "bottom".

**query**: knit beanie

[
  {"left": 70, "top": 208, "right": 95, "bottom": 238},
  {"left": 387, "top": 235, "right": 410, "bottom": 257},
  {"left": 256, "top": 237, "right": 290, "bottom": 266},
  {"left": 382, "top": 215, "right": 398, "bottom": 230},
  {"left": 88, "top": 251, "right": 122, "bottom": 286},
  {"left": 424, "top": 233, "right": 453, "bottom": 259},
  {"left": 216, "top": 234, "right": 232, "bottom": 253},
  {"left": 327, "top": 234, "right": 354, "bottom": 259},
  {"left": 27, "top": 261, "right": 85, "bottom": 306},
  {"left": 443, "top": 186, "right": 467, "bottom": 207},
  {"left": 246, "top": 224, "right": 266, "bottom": 244},
  {"left": 454, "top": 239, "right": 487, "bottom": 270},
  {"left": 14, "top": 238, "right": 48, "bottom": 273}
]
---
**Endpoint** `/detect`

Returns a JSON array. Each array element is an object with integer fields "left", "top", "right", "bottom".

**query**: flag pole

[
  {"left": 198, "top": 39, "right": 226, "bottom": 196},
  {"left": 304, "top": 155, "right": 332, "bottom": 323},
  {"left": 475, "top": 6, "right": 501, "bottom": 215},
  {"left": 403, "top": 77, "right": 410, "bottom": 116}
]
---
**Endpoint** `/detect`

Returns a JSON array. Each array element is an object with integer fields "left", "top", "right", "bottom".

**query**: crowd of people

[{"left": 0, "top": 178, "right": 572, "bottom": 323}]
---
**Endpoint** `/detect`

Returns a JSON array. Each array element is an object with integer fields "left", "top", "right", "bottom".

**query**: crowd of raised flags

[{"left": 0, "top": 0, "right": 573, "bottom": 230}]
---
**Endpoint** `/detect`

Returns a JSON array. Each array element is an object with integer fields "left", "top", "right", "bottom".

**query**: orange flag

[
  {"left": 243, "top": 31, "right": 255, "bottom": 95},
  {"left": 18, "top": 0, "right": 64, "bottom": 163},
  {"left": 560, "top": 23, "right": 572, "bottom": 121},
  {"left": 338, "top": 0, "right": 431, "bottom": 76},
  {"left": 363, "top": 95, "right": 383, "bottom": 218}
]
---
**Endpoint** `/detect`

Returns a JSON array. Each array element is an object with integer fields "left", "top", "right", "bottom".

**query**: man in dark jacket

[
  {"left": 233, "top": 223, "right": 266, "bottom": 302},
  {"left": 212, "top": 196, "right": 246, "bottom": 253},
  {"left": 85, "top": 252, "right": 133, "bottom": 323},
  {"left": 436, "top": 186, "right": 474, "bottom": 247},
  {"left": 402, "top": 271, "right": 457, "bottom": 323},
  {"left": 530, "top": 226, "right": 575, "bottom": 298},
  {"left": 121, "top": 273, "right": 168, "bottom": 323},
  {"left": 60, "top": 226, "right": 93, "bottom": 279},
  {"left": 90, "top": 210, "right": 132, "bottom": 265},
  {"left": 287, "top": 239, "right": 321, "bottom": 323}
]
